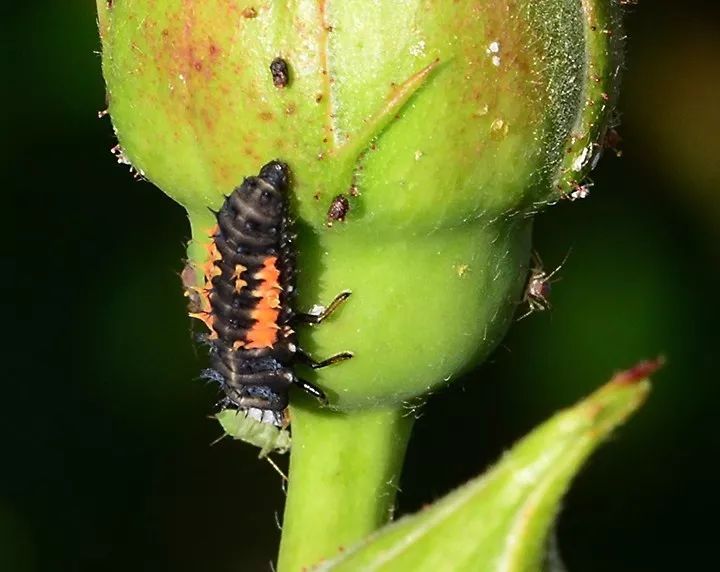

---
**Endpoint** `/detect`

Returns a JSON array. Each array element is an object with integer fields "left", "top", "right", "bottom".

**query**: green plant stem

[{"left": 277, "top": 405, "right": 415, "bottom": 571}]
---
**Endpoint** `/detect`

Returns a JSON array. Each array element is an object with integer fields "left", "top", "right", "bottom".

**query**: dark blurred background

[{"left": 3, "top": 2, "right": 719, "bottom": 571}]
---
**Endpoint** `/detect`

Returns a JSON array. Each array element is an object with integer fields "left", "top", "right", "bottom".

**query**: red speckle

[
  {"left": 162, "top": 29, "right": 169, "bottom": 37},
  {"left": 209, "top": 43, "right": 219, "bottom": 56},
  {"left": 201, "top": 110, "right": 214, "bottom": 131},
  {"left": 242, "top": 7, "right": 258, "bottom": 18},
  {"left": 194, "top": 61, "right": 203, "bottom": 71},
  {"left": 244, "top": 147, "right": 260, "bottom": 160},
  {"left": 259, "top": 111, "right": 274, "bottom": 121},
  {"left": 613, "top": 357, "right": 665, "bottom": 385}
]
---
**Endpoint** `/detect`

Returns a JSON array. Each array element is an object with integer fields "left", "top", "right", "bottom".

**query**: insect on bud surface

[{"left": 98, "top": 0, "right": 624, "bottom": 411}]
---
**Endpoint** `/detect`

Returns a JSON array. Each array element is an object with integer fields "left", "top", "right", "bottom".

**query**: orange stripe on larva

[
  {"left": 189, "top": 311, "right": 218, "bottom": 339},
  {"left": 201, "top": 227, "right": 222, "bottom": 284},
  {"left": 232, "top": 264, "right": 248, "bottom": 293},
  {"left": 189, "top": 227, "right": 223, "bottom": 338},
  {"left": 245, "top": 256, "right": 282, "bottom": 349},
  {"left": 254, "top": 255, "right": 281, "bottom": 285}
]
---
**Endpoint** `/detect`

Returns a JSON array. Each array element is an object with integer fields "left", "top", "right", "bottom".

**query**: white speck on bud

[
  {"left": 487, "top": 41, "right": 501, "bottom": 67},
  {"left": 409, "top": 40, "right": 426, "bottom": 57}
]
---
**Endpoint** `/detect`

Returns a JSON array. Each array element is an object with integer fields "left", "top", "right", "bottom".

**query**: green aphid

[{"left": 216, "top": 408, "right": 291, "bottom": 457}]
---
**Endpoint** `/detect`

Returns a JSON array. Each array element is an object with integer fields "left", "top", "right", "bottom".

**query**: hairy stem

[{"left": 277, "top": 405, "right": 415, "bottom": 571}]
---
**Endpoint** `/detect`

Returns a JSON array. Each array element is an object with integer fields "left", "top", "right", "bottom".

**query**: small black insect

[
  {"left": 518, "top": 252, "right": 567, "bottom": 321},
  {"left": 326, "top": 194, "right": 350, "bottom": 226},
  {"left": 270, "top": 57, "right": 290, "bottom": 88},
  {"left": 189, "top": 160, "right": 352, "bottom": 417}
]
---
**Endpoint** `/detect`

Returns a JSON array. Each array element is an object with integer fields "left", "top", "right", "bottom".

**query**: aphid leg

[
  {"left": 265, "top": 455, "right": 288, "bottom": 482},
  {"left": 516, "top": 307, "right": 533, "bottom": 322},
  {"left": 295, "top": 290, "right": 352, "bottom": 324},
  {"left": 531, "top": 250, "right": 544, "bottom": 270},
  {"left": 209, "top": 432, "right": 229, "bottom": 447},
  {"left": 517, "top": 296, "right": 549, "bottom": 321},
  {"left": 296, "top": 348, "right": 354, "bottom": 369},
  {"left": 293, "top": 378, "right": 328, "bottom": 405},
  {"left": 543, "top": 250, "right": 571, "bottom": 282}
]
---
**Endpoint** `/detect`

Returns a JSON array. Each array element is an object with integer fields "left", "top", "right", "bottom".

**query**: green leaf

[{"left": 316, "top": 360, "right": 659, "bottom": 572}]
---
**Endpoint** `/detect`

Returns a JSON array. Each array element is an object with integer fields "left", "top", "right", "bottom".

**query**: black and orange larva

[{"left": 188, "top": 160, "right": 352, "bottom": 417}]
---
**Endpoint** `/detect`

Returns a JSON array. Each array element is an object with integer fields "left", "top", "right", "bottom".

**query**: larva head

[
  {"left": 258, "top": 160, "right": 290, "bottom": 195},
  {"left": 225, "top": 161, "right": 289, "bottom": 227}
]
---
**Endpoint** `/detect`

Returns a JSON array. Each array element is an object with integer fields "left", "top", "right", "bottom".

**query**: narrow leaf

[{"left": 317, "top": 359, "right": 660, "bottom": 572}]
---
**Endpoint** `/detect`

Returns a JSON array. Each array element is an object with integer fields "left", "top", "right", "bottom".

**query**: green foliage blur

[{"left": 3, "top": 2, "right": 718, "bottom": 571}]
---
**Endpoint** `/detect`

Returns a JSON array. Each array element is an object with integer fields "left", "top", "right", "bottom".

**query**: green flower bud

[{"left": 97, "top": 1, "right": 622, "bottom": 412}]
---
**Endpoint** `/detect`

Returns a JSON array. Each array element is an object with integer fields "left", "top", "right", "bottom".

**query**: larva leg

[
  {"left": 293, "top": 378, "right": 328, "bottom": 404},
  {"left": 296, "top": 348, "right": 354, "bottom": 370},
  {"left": 295, "top": 290, "right": 352, "bottom": 325}
]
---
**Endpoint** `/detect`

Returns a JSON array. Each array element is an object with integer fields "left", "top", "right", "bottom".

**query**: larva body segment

[{"left": 191, "top": 161, "right": 302, "bottom": 412}]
